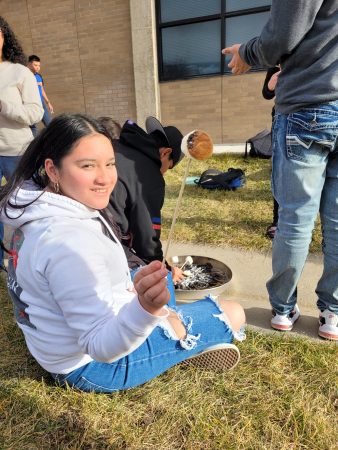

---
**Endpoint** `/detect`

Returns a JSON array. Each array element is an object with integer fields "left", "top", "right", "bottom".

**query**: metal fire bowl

[{"left": 168, "top": 255, "right": 232, "bottom": 303}]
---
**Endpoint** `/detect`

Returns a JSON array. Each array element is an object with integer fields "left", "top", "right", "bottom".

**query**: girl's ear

[{"left": 44, "top": 159, "right": 59, "bottom": 183}]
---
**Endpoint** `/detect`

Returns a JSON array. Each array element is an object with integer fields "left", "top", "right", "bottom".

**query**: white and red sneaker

[
  {"left": 271, "top": 304, "right": 300, "bottom": 331},
  {"left": 318, "top": 310, "right": 338, "bottom": 341}
]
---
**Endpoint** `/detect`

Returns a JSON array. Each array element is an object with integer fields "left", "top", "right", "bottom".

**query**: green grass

[
  {"left": 1, "top": 277, "right": 337, "bottom": 450},
  {"left": 162, "top": 154, "right": 322, "bottom": 253}
]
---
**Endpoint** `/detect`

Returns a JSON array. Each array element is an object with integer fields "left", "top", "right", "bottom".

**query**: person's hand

[
  {"left": 133, "top": 260, "right": 170, "bottom": 316},
  {"left": 222, "top": 44, "right": 251, "bottom": 75},
  {"left": 48, "top": 101, "right": 54, "bottom": 114},
  {"left": 267, "top": 70, "right": 281, "bottom": 92},
  {"left": 171, "top": 265, "right": 184, "bottom": 284}
]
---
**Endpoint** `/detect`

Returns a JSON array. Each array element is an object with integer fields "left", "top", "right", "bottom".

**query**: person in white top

[
  {"left": 0, "top": 16, "right": 44, "bottom": 269},
  {"left": 0, "top": 114, "right": 245, "bottom": 392}
]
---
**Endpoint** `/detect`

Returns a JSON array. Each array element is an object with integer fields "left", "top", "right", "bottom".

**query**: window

[{"left": 156, "top": 0, "right": 271, "bottom": 81}]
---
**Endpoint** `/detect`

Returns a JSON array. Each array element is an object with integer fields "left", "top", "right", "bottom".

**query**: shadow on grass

[
  {"left": 165, "top": 183, "right": 272, "bottom": 204},
  {"left": 245, "top": 167, "right": 271, "bottom": 182}
]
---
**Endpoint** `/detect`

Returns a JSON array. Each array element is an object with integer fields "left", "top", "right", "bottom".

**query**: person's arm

[
  {"left": 223, "top": 0, "right": 323, "bottom": 73},
  {"left": 39, "top": 230, "right": 168, "bottom": 363},
  {"left": 240, "top": 0, "right": 323, "bottom": 68},
  {"left": 108, "top": 179, "right": 133, "bottom": 246},
  {"left": 109, "top": 169, "right": 167, "bottom": 267},
  {"left": 0, "top": 69, "right": 44, "bottom": 125},
  {"left": 41, "top": 85, "right": 54, "bottom": 114},
  {"left": 130, "top": 194, "right": 164, "bottom": 264}
]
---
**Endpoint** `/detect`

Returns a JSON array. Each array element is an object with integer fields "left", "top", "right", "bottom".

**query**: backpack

[
  {"left": 245, "top": 128, "right": 272, "bottom": 159},
  {"left": 195, "top": 168, "right": 245, "bottom": 190}
]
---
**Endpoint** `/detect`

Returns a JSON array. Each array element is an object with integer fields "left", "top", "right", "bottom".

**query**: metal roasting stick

[{"left": 162, "top": 158, "right": 192, "bottom": 264}]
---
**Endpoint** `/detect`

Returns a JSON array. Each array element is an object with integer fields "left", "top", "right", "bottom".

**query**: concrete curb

[{"left": 214, "top": 143, "right": 245, "bottom": 155}]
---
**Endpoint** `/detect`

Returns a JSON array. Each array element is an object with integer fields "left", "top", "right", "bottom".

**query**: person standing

[
  {"left": 28, "top": 55, "right": 54, "bottom": 136},
  {"left": 0, "top": 16, "right": 43, "bottom": 270},
  {"left": 223, "top": 0, "right": 338, "bottom": 340}
]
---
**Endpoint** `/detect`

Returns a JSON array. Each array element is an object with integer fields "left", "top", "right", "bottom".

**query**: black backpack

[
  {"left": 195, "top": 168, "right": 245, "bottom": 190},
  {"left": 245, "top": 128, "right": 272, "bottom": 159}
]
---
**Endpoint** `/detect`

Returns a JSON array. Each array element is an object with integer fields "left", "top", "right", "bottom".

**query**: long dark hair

[
  {"left": 0, "top": 16, "right": 27, "bottom": 65},
  {"left": 0, "top": 113, "right": 113, "bottom": 212}
]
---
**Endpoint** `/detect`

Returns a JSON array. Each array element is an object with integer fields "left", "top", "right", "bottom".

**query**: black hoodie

[{"left": 108, "top": 120, "right": 165, "bottom": 265}]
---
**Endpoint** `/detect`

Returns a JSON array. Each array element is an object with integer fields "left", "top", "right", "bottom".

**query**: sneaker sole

[
  {"left": 181, "top": 344, "right": 240, "bottom": 371},
  {"left": 318, "top": 330, "right": 338, "bottom": 341},
  {"left": 271, "top": 323, "right": 294, "bottom": 331}
]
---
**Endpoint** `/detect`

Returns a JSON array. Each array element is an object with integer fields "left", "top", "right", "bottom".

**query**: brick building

[{"left": 0, "top": 0, "right": 273, "bottom": 143}]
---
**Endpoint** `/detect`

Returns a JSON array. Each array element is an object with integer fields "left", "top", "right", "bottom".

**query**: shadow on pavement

[{"left": 245, "top": 306, "right": 322, "bottom": 341}]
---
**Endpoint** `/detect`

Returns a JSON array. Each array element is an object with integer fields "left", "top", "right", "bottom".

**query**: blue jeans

[
  {"left": 267, "top": 101, "right": 338, "bottom": 315},
  {"left": 0, "top": 156, "right": 21, "bottom": 265},
  {"left": 30, "top": 101, "right": 51, "bottom": 137},
  {"left": 52, "top": 296, "right": 245, "bottom": 392}
]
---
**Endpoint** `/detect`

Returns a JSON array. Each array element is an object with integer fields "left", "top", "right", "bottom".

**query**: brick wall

[
  {"left": 1, "top": 1, "right": 273, "bottom": 143},
  {"left": 160, "top": 73, "right": 273, "bottom": 143},
  {"left": 0, "top": 0, "right": 137, "bottom": 123}
]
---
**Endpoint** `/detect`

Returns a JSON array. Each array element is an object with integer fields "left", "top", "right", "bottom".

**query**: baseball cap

[{"left": 145, "top": 116, "right": 184, "bottom": 167}]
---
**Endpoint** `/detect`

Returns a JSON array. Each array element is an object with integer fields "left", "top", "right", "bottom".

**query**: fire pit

[{"left": 168, "top": 255, "right": 232, "bottom": 303}]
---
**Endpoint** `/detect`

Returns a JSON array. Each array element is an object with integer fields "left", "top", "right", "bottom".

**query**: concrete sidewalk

[{"left": 167, "top": 242, "right": 326, "bottom": 341}]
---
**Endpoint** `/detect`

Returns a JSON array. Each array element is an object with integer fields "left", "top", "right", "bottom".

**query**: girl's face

[{"left": 45, "top": 133, "right": 117, "bottom": 210}]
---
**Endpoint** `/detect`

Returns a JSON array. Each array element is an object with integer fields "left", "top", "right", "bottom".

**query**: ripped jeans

[{"left": 52, "top": 296, "right": 245, "bottom": 392}]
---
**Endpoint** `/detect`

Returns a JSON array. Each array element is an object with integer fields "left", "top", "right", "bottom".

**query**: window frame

[{"left": 156, "top": 0, "right": 271, "bottom": 82}]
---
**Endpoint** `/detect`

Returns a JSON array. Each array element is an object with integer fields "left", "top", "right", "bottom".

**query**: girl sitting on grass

[{"left": 0, "top": 114, "right": 245, "bottom": 393}]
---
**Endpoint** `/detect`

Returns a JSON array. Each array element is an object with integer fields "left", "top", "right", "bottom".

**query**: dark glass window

[
  {"left": 162, "top": 20, "right": 221, "bottom": 79},
  {"left": 224, "top": 11, "right": 271, "bottom": 72},
  {"left": 156, "top": 0, "right": 271, "bottom": 81},
  {"left": 161, "top": 0, "right": 220, "bottom": 22}
]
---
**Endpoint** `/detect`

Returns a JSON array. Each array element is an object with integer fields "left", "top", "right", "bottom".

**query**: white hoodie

[{"left": 1, "top": 183, "right": 166, "bottom": 374}]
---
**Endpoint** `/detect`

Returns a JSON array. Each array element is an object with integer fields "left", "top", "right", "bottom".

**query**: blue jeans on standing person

[
  {"left": 51, "top": 296, "right": 245, "bottom": 392},
  {"left": 0, "top": 156, "right": 21, "bottom": 267},
  {"left": 267, "top": 101, "right": 338, "bottom": 316},
  {"left": 30, "top": 100, "right": 51, "bottom": 137}
]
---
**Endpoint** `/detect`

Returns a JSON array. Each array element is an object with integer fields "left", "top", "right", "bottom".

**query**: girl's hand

[{"left": 133, "top": 260, "right": 170, "bottom": 316}]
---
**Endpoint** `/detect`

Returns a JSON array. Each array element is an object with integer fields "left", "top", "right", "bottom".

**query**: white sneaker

[
  {"left": 271, "top": 304, "right": 300, "bottom": 331},
  {"left": 181, "top": 343, "right": 240, "bottom": 371},
  {"left": 318, "top": 310, "right": 338, "bottom": 341}
]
